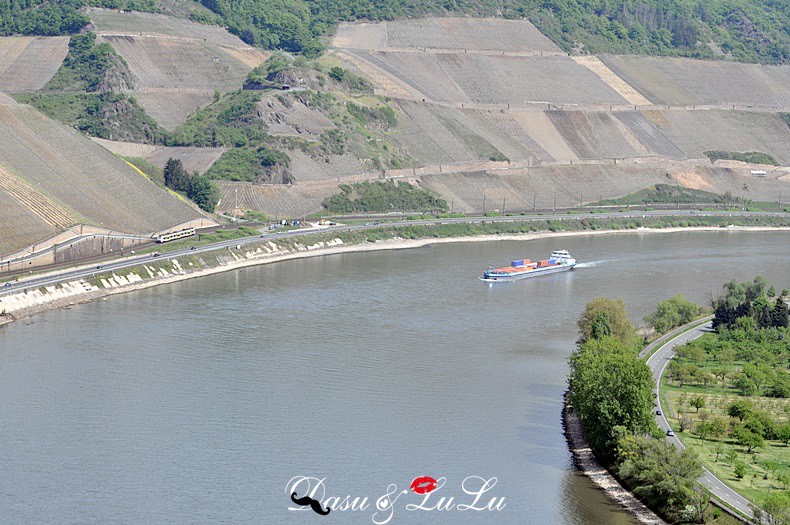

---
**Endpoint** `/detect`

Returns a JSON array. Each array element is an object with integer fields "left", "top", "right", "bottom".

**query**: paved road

[
  {"left": 647, "top": 323, "right": 756, "bottom": 519},
  {"left": 2, "top": 209, "right": 788, "bottom": 298}
]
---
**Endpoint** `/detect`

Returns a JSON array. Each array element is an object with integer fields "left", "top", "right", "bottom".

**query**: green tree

[
  {"left": 690, "top": 396, "right": 705, "bottom": 413},
  {"left": 752, "top": 490, "right": 790, "bottom": 525},
  {"left": 780, "top": 423, "right": 790, "bottom": 446},
  {"left": 577, "top": 297, "right": 637, "bottom": 347},
  {"left": 164, "top": 158, "right": 191, "bottom": 192},
  {"left": 187, "top": 175, "right": 220, "bottom": 213},
  {"left": 679, "top": 343, "right": 705, "bottom": 364},
  {"left": 328, "top": 66, "right": 345, "bottom": 82},
  {"left": 568, "top": 335, "right": 655, "bottom": 457},
  {"left": 727, "top": 400, "right": 754, "bottom": 422},
  {"left": 732, "top": 425, "right": 764, "bottom": 453},
  {"left": 734, "top": 461, "right": 747, "bottom": 479},
  {"left": 710, "top": 417, "right": 727, "bottom": 439},
  {"left": 773, "top": 297, "right": 789, "bottom": 328},
  {"left": 735, "top": 375, "right": 758, "bottom": 396},
  {"left": 645, "top": 295, "right": 699, "bottom": 333},
  {"left": 697, "top": 421, "right": 712, "bottom": 441},
  {"left": 615, "top": 432, "right": 704, "bottom": 522},
  {"left": 590, "top": 312, "right": 613, "bottom": 339}
]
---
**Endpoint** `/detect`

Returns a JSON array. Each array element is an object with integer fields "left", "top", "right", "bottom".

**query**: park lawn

[{"left": 663, "top": 383, "right": 790, "bottom": 507}]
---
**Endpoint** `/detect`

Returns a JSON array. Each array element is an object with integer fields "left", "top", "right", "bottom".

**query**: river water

[{"left": 0, "top": 230, "right": 788, "bottom": 524}]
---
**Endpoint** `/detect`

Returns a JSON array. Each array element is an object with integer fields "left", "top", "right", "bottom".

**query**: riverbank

[
  {"left": 562, "top": 394, "right": 665, "bottom": 524},
  {"left": 1, "top": 225, "right": 789, "bottom": 328}
]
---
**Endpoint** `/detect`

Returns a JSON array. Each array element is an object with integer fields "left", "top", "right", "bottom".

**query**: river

[{"left": 0, "top": 230, "right": 788, "bottom": 524}]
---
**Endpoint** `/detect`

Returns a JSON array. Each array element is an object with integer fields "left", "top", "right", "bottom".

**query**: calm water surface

[{"left": 1, "top": 231, "right": 788, "bottom": 524}]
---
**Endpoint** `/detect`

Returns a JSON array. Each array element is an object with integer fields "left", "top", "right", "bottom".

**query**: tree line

[
  {"left": 568, "top": 297, "right": 710, "bottom": 522},
  {"left": 164, "top": 158, "right": 220, "bottom": 213}
]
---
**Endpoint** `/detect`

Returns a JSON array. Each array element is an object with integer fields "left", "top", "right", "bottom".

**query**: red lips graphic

[{"left": 410, "top": 476, "right": 438, "bottom": 495}]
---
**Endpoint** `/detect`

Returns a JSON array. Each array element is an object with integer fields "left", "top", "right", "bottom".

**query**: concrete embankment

[
  {"left": 562, "top": 396, "right": 666, "bottom": 524},
  {"left": 0, "top": 237, "right": 341, "bottom": 324}
]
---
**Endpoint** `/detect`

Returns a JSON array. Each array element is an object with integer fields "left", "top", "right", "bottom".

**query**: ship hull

[{"left": 481, "top": 263, "right": 575, "bottom": 282}]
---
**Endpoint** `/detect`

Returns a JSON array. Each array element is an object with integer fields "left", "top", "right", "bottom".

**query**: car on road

[
  {"left": 96, "top": 265, "right": 103, "bottom": 269},
  {"left": 190, "top": 246, "right": 197, "bottom": 250},
  {"left": 666, "top": 429, "right": 675, "bottom": 437},
  {"left": 3, "top": 282, "right": 12, "bottom": 287},
  {"left": 655, "top": 410, "right": 662, "bottom": 416}
]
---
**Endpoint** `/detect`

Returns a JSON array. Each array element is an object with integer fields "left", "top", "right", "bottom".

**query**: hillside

[
  {"left": 205, "top": 17, "right": 789, "bottom": 218},
  {"left": 0, "top": 102, "right": 203, "bottom": 255},
  {"left": 0, "top": 36, "right": 69, "bottom": 92},
  {"left": 3, "top": 0, "right": 788, "bottom": 64},
  {"left": 0, "top": 9, "right": 788, "bottom": 229},
  {"left": 88, "top": 9, "right": 270, "bottom": 130}
]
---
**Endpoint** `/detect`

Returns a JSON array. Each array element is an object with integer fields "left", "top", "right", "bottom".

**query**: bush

[{"left": 645, "top": 295, "right": 700, "bottom": 333}]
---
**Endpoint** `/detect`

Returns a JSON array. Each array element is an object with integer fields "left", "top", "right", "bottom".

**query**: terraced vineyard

[
  {"left": 92, "top": 138, "right": 226, "bottom": 174},
  {"left": 547, "top": 111, "right": 650, "bottom": 160},
  {"left": 222, "top": 158, "right": 789, "bottom": 218},
  {"left": 130, "top": 91, "right": 216, "bottom": 131},
  {"left": 601, "top": 56, "right": 790, "bottom": 108},
  {"left": 0, "top": 36, "right": 68, "bottom": 93},
  {"left": 88, "top": 9, "right": 244, "bottom": 46},
  {"left": 346, "top": 50, "right": 630, "bottom": 106},
  {"left": 218, "top": 181, "right": 329, "bottom": 218},
  {"left": 0, "top": 165, "right": 78, "bottom": 230},
  {"left": 90, "top": 9, "right": 268, "bottom": 130},
  {"left": 101, "top": 36, "right": 260, "bottom": 92},
  {"left": 0, "top": 176, "right": 60, "bottom": 256},
  {"left": 643, "top": 110, "right": 790, "bottom": 164},
  {"left": 0, "top": 104, "right": 201, "bottom": 244},
  {"left": 0, "top": 91, "right": 16, "bottom": 105},
  {"left": 286, "top": 151, "right": 367, "bottom": 182},
  {"left": 335, "top": 18, "right": 563, "bottom": 54}
]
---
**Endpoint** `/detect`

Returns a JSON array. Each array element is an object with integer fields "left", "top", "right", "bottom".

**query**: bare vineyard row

[
  {"left": 0, "top": 36, "right": 69, "bottom": 92},
  {"left": 0, "top": 165, "right": 76, "bottom": 230}
]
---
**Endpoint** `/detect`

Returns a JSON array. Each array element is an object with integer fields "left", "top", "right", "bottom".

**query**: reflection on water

[{"left": 0, "top": 231, "right": 787, "bottom": 523}]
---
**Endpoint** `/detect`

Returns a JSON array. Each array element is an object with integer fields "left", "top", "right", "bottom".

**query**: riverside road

[{"left": 2, "top": 209, "right": 788, "bottom": 298}]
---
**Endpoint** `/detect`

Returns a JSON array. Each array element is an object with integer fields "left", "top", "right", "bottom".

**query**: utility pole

[
  {"left": 553, "top": 195, "right": 557, "bottom": 214},
  {"left": 482, "top": 194, "right": 486, "bottom": 216},
  {"left": 502, "top": 196, "right": 506, "bottom": 216},
  {"left": 533, "top": 195, "right": 536, "bottom": 211}
]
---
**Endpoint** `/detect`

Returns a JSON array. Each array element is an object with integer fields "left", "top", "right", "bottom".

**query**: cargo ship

[{"left": 481, "top": 250, "right": 576, "bottom": 282}]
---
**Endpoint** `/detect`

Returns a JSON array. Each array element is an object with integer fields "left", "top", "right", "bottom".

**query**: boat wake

[{"left": 575, "top": 260, "right": 609, "bottom": 268}]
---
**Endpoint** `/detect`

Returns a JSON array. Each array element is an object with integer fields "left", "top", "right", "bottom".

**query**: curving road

[{"left": 647, "top": 323, "right": 756, "bottom": 519}]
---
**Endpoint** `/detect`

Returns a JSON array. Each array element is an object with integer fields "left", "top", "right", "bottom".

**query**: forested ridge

[{"left": 1, "top": 0, "right": 788, "bottom": 64}]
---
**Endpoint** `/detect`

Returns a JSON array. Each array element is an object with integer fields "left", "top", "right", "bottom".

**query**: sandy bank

[{"left": 1, "top": 225, "right": 788, "bottom": 327}]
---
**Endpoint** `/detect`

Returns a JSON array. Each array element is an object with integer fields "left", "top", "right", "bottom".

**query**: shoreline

[
  {"left": 562, "top": 393, "right": 665, "bottom": 524},
  {"left": 1, "top": 225, "right": 788, "bottom": 328}
]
